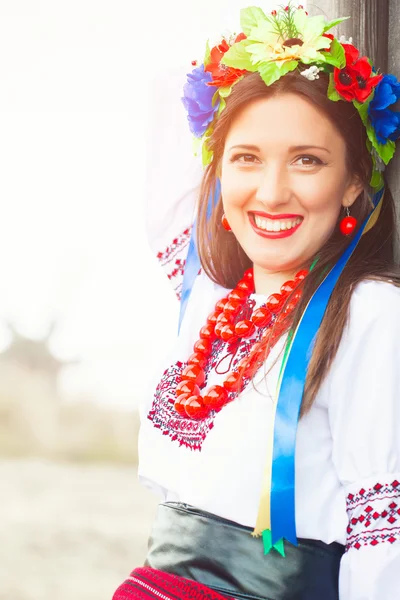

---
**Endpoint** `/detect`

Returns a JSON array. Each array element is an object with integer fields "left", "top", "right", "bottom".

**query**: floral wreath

[{"left": 181, "top": 2, "right": 400, "bottom": 191}]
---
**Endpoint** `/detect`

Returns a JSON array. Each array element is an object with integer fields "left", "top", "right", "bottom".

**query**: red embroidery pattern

[
  {"left": 147, "top": 360, "right": 217, "bottom": 450},
  {"left": 346, "top": 480, "right": 400, "bottom": 551},
  {"left": 156, "top": 227, "right": 192, "bottom": 299},
  {"left": 113, "top": 566, "right": 234, "bottom": 600},
  {"left": 148, "top": 298, "right": 266, "bottom": 450}
]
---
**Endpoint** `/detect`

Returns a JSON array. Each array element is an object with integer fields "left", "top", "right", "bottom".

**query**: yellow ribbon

[
  {"left": 363, "top": 193, "right": 384, "bottom": 235},
  {"left": 252, "top": 401, "right": 276, "bottom": 536}
]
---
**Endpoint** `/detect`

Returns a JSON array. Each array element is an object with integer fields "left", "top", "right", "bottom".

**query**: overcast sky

[{"left": 0, "top": 0, "right": 292, "bottom": 408}]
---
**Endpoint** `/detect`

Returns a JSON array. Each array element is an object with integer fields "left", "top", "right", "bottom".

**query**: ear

[{"left": 342, "top": 175, "right": 364, "bottom": 209}]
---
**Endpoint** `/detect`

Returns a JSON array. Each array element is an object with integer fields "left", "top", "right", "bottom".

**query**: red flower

[
  {"left": 334, "top": 43, "right": 383, "bottom": 102},
  {"left": 322, "top": 33, "right": 334, "bottom": 52},
  {"left": 235, "top": 32, "right": 247, "bottom": 43},
  {"left": 205, "top": 33, "right": 247, "bottom": 87}
]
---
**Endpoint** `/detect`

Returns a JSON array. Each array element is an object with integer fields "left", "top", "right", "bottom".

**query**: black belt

[{"left": 144, "top": 502, "right": 345, "bottom": 600}]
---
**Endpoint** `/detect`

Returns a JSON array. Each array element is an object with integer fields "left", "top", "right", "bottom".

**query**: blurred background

[{"left": 0, "top": 0, "right": 279, "bottom": 598}]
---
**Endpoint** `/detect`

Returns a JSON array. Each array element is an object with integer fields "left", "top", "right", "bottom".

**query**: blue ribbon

[
  {"left": 178, "top": 179, "right": 221, "bottom": 332},
  {"left": 270, "top": 188, "right": 384, "bottom": 546}
]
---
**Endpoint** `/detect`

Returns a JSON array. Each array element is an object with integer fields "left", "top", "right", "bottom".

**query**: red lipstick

[
  {"left": 251, "top": 211, "right": 303, "bottom": 220},
  {"left": 248, "top": 212, "right": 303, "bottom": 239}
]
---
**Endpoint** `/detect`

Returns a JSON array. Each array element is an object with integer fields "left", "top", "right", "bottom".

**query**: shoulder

[
  {"left": 324, "top": 278, "right": 400, "bottom": 396},
  {"left": 327, "top": 280, "right": 400, "bottom": 482},
  {"left": 347, "top": 279, "right": 400, "bottom": 334},
  {"left": 351, "top": 278, "right": 400, "bottom": 306}
]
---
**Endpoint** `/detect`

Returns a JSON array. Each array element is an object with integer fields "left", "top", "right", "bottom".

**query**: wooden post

[
  {"left": 388, "top": 1, "right": 400, "bottom": 260},
  {"left": 308, "top": 1, "right": 388, "bottom": 70},
  {"left": 308, "top": 0, "right": 399, "bottom": 261}
]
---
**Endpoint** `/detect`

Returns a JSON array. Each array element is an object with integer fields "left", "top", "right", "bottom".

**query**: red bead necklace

[{"left": 174, "top": 267, "right": 308, "bottom": 420}]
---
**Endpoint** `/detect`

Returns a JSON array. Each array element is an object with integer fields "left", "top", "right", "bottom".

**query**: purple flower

[
  {"left": 368, "top": 74, "right": 400, "bottom": 144},
  {"left": 182, "top": 64, "right": 220, "bottom": 137}
]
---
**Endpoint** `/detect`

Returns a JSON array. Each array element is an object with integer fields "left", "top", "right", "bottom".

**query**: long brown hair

[{"left": 196, "top": 70, "right": 400, "bottom": 413}]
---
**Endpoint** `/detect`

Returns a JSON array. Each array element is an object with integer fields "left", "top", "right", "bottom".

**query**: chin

[
  {"left": 250, "top": 260, "right": 294, "bottom": 274},
  {"left": 247, "top": 250, "right": 295, "bottom": 272}
]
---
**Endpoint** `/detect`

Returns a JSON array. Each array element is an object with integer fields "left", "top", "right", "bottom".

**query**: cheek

[
  {"left": 220, "top": 168, "right": 258, "bottom": 209},
  {"left": 220, "top": 176, "right": 246, "bottom": 209},
  {"left": 223, "top": 188, "right": 246, "bottom": 210},
  {"left": 294, "top": 175, "right": 346, "bottom": 215}
]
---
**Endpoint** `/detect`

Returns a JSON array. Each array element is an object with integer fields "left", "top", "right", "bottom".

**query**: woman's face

[{"left": 220, "top": 93, "right": 363, "bottom": 277}]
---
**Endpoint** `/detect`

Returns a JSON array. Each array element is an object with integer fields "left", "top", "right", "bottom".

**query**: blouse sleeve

[
  {"left": 327, "top": 280, "right": 400, "bottom": 600},
  {"left": 145, "top": 67, "right": 204, "bottom": 300}
]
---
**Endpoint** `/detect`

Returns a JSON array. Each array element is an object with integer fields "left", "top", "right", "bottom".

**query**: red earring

[
  {"left": 340, "top": 207, "right": 357, "bottom": 236},
  {"left": 221, "top": 214, "right": 232, "bottom": 231}
]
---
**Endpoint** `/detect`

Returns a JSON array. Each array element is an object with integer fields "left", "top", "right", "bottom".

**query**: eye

[
  {"left": 230, "top": 153, "right": 260, "bottom": 164},
  {"left": 294, "top": 155, "right": 325, "bottom": 167}
]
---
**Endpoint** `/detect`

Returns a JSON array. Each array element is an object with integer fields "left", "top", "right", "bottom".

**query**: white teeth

[{"left": 253, "top": 215, "right": 302, "bottom": 232}]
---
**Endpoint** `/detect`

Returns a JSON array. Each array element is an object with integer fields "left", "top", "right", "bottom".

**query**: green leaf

[
  {"left": 366, "top": 122, "right": 379, "bottom": 146},
  {"left": 364, "top": 119, "right": 395, "bottom": 165},
  {"left": 217, "top": 96, "right": 226, "bottom": 117},
  {"left": 218, "top": 86, "right": 233, "bottom": 98},
  {"left": 294, "top": 11, "right": 326, "bottom": 40},
  {"left": 246, "top": 19, "right": 276, "bottom": 44},
  {"left": 257, "top": 61, "right": 283, "bottom": 86},
  {"left": 355, "top": 94, "right": 394, "bottom": 164},
  {"left": 240, "top": 6, "right": 268, "bottom": 36},
  {"left": 300, "top": 50, "right": 326, "bottom": 65},
  {"left": 318, "top": 63, "right": 332, "bottom": 73},
  {"left": 211, "top": 89, "right": 219, "bottom": 107},
  {"left": 378, "top": 139, "right": 395, "bottom": 164},
  {"left": 321, "top": 38, "right": 346, "bottom": 69},
  {"left": 292, "top": 8, "right": 308, "bottom": 35},
  {"left": 354, "top": 98, "right": 371, "bottom": 126},
  {"left": 222, "top": 39, "right": 255, "bottom": 71},
  {"left": 323, "top": 16, "right": 350, "bottom": 33},
  {"left": 370, "top": 168, "right": 384, "bottom": 191},
  {"left": 353, "top": 98, "right": 392, "bottom": 166},
  {"left": 327, "top": 73, "right": 341, "bottom": 101},
  {"left": 327, "top": 87, "right": 341, "bottom": 102},
  {"left": 257, "top": 60, "right": 297, "bottom": 86},
  {"left": 203, "top": 39, "right": 211, "bottom": 66},
  {"left": 245, "top": 41, "right": 271, "bottom": 66},
  {"left": 278, "top": 60, "right": 298, "bottom": 77},
  {"left": 221, "top": 76, "right": 244, "bottom": 100}
]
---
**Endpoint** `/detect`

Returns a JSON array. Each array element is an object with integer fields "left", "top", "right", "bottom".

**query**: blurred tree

[{"left": 0, "top": 321, "right": 78, "bottom": 389}]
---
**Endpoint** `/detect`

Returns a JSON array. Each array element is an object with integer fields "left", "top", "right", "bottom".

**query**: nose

[{"left": 255, "top": 162, "right": 291, "bottom": 209}]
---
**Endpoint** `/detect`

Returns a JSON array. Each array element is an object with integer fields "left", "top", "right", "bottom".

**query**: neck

[{"left": 253, "top": 265, "right": 297, "bottom": 297}]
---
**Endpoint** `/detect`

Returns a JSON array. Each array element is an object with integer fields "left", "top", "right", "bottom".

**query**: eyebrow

[{"left": 228, "top": 144, "right": 331, "bottom": 154}]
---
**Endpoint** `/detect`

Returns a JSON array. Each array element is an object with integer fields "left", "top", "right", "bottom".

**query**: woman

[{"left": 114, "top": 4, "right": 400, "bottom": 599}]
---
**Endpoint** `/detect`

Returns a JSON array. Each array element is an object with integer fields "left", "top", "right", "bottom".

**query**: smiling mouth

[{"left": 249, "top": 213, "right": 303, "bottom": 233}]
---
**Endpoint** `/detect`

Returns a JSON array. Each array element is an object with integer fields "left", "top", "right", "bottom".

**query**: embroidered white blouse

[{"left": 139, "top": 67, "right": 400, "bottom": 600}]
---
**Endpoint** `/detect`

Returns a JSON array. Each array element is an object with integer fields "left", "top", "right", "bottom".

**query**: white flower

[
  {"left": 300, "top": 65, "right": 320, "bottom": 81},
  {"left": 209, "top": 30, "right": 238, "bottom": 50},
  {"left": 339, "top": 35, "right": 353, "bottom": 45}
]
